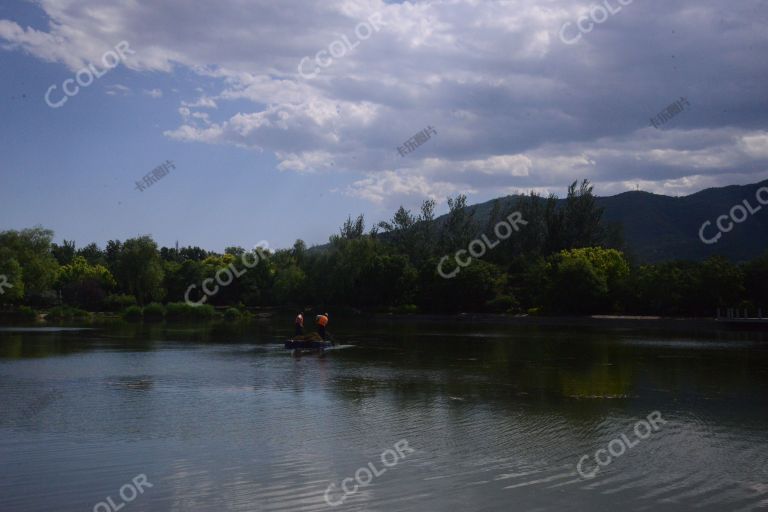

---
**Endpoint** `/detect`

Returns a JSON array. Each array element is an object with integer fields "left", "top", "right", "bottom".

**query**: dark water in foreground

[{"left": 1, "top": 319, "right": 767, "bottom": 511}]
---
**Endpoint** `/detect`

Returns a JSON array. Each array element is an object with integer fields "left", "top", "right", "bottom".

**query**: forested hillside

[{"left": 452, "top": 179, "right": 768, "bottom": 263}]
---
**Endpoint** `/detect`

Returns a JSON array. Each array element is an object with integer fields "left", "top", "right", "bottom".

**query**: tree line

[{"left": 0, "top": 180, "right": 766, "bottom": 318}]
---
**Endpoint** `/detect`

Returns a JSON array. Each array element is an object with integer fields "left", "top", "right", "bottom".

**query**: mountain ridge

[{"left": 451, "top": 179, "right": 768, "bottom": 263}]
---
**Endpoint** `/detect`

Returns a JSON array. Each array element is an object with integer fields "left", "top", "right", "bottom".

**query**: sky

[{"left": 1, "top": 0, "right": 767, "bottom": 251}]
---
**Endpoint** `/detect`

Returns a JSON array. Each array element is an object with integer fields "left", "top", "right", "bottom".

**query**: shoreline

[
  {"left": 1, "top": 309, "right": 766, "bottom": 333},
  {"left": 366, "top": 313, "right": 768, "bottom": 332}
]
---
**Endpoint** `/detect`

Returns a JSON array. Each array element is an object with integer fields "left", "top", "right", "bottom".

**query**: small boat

[
  {"left": 284, "top": 339, "right": 333, "bottom": 351},
  {"left": 284, "top": 339, "right": 334, "bottom": 357}
]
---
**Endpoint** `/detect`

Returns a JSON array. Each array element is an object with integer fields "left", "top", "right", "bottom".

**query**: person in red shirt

[
  {"left": 316, "top": 313, "right": 329, "bottom": 340},
  {"left": 294, "top": 312, "right": 304, "bottom": 336}
]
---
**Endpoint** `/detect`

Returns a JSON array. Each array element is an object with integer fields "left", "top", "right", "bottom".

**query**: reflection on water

[{"left": 0, "top": 319, "right": 767, "bottom": 511}]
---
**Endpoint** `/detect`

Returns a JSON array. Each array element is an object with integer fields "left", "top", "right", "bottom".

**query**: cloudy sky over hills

[{"left": 1, "top": 0, "right": 767, "bottom": 249}]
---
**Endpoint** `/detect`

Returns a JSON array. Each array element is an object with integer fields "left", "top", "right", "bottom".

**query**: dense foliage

[{"left": 0, "top": 181, "right": 766, "bottom": 317}]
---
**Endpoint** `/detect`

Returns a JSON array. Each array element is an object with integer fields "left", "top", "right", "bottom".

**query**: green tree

[
  {"left": 105, "top": 240, "right": 122, "bottom": 272},
  {"left": 542, "top": 254, "right": 608, "bottom": 315},
  {"left": 115, "top": 236, "right": 165, "bottom": 305},
  {"left": 198, "top": 253, "right": 241, "bottom": 306},
  {"left": 538, "top": 247, "right": 629, "bottom": 314},
  {"left": 355, "top": 253, "right": 417, "bottom": 309},
  {"left": 273, "top": 263, "right": 307, "bottom": 305},
  {"left": 292, "top": 239, "right": 307, "bottom": 265},
  {"left": 743, "top": 252, "right": 768, "bottom": 308},
  {"left": 377, "top": 200, "right": 437, "bottom": 266},
  {"left": 510, "top": 193, "right": 550, "bottom": 258},
  {"left": 697, "top": 256, "right": 744, "bottom": 311},
  {"left": 335, "top": 214, "right": 366, "bottom": 241},
  {"left": 562, "top": 180, "right": 606, "bottom": 249},
  {"left": 631, "top": 262, "right": 698, "bottom": 315},
  {"left": 414, "top": 199, "right": 437, "bottom": 262},
  {"left": 224, "top": 246, "right": 246, "bottom": 257},
  {"left": 0, "top": 227, "right": 59, "bottom": 300},
  {"left": 178, "top": 246, "right": 210, "bottom": 261},
  {"left": 418, "top": 258, "right": 504, "bottom": 313},
  {"left": 567, "top": 247, "right": 629, "bottom": 288},
  {"left": 77, "top": 243, "right": 107, "bottom": 266},
  {"left": 57, "top": 256, "right": 116, "bottom": 309},
  {"left": 237, "top": 246, "right": 274, "bottom": 306},
  {"left": 440, "top": 194, "right": 475, "bottom": 254},
  {"left": 630, "top": 258, "right": 743, "bottom": 316},
  {"left": 52, "top": 240, "right": 76, "bottom": 265},
  {"left": 0, "top": 256, "right": 24, "bottom": 304},
  {"left": 163, "top": 259, "right": 207, "bottom": 304}
]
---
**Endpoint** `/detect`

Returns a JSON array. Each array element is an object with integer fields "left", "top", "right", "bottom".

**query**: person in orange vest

[
  {"left": 294, "top": 312, "right": 304, "bottom": 337},
  {"left": 316, "top": 313, "right": 329, "bottom": 340}
]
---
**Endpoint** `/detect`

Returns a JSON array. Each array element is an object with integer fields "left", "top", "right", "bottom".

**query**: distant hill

[{"left": 452, "top": 179, "right": 768, "bottom": 263}]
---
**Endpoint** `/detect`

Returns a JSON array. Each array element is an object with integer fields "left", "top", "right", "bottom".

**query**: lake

[{"left": 1, "top": 317, "right": 767, "bottom": 511}]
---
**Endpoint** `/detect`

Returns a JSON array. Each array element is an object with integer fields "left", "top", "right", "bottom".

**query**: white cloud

[
  {"left": 105, "top": 84, "right": 131, "bottom": 96},
  {"left": 739, "top": 132, "right": 768, "bottom": 159},
  {"left": 345, "top": 169, "right": 475, "bottom": 204},
  {"left": 182, "top": 96, "right": 217, "bottom": 108},
  {"left": 460, "top": 155, "right": 532, "bottom": 176},
  {"left": 275, "top": 150, "right": 335, "bottom": 173},
  {"left": 143, "top": 88, "right": 162, "bottom": 98}
]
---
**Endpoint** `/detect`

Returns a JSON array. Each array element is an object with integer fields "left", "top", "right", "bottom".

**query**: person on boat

[
  {"left": 316, "top": 313, "right": 329, "bottom": 340},
  {"left": 294, "top": 312, "right": 304, "bottom": 337}
]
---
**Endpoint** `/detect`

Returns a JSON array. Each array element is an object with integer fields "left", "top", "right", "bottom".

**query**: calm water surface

[{"left": 1, "top": 318, "right": 767, "bottom": 511}]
